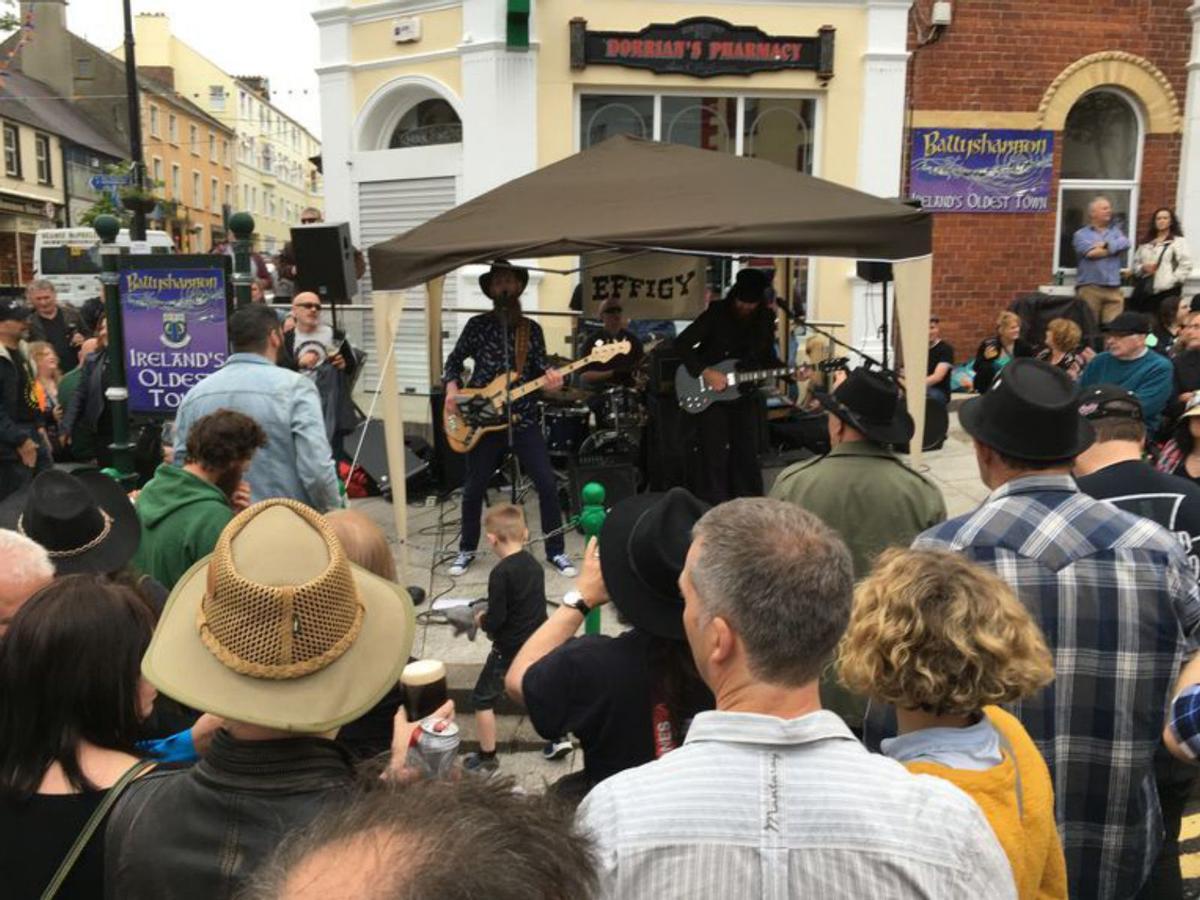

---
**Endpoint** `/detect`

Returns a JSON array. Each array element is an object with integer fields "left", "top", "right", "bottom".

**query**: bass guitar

[
  {"left": 675, "top": 358, "right": 794, "bottom": 414},
  {"left": 444, "top": 340, "right": 632, "bottom": 453}
]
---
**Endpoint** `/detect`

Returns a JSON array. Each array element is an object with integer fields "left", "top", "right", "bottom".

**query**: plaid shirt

[
  {"left": 914, "top": 475, "right": 1200, "bottom": 900},
  {"left": 1168, "top": 684, "right": 1200, "bottom": 760}
]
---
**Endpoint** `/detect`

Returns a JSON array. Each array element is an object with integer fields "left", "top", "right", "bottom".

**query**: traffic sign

[{"left": 89, "top": 173, "right": 132, "bottom": 190}]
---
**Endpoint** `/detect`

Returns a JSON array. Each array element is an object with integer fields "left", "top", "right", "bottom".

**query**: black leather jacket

[{"left": 104, "top": 731, "right": 357, "bottom": 900}]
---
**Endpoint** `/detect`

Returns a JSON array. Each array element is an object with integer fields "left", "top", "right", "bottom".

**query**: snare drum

[
  {"left": 542, "top": 403, "right": 590, "bottom": 456},
  {"left": 598, "top": 386, "right": 646, "bottom": 431}
]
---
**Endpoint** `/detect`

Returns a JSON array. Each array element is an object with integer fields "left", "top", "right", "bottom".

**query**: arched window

[
  {"left": 1057, "top": 90, "right": 1143, "bottom": 272},
  {"left": 388, "top": 99, "right": 462, "bottom": 149}
]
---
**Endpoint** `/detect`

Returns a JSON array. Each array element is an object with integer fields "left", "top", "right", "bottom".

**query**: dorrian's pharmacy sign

[{"left": 569, "top": 17, "right": 835, "bottom": 81}]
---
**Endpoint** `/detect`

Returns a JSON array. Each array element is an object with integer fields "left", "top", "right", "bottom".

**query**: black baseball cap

[
  {"left": 0, "top": 298, "right": 31, "bottom": 322},
  {"left": 1101, "top": 311, "right": 1151, "bottom": 335},
  {"left": 1078, "top": 384, "right": 1143, "bottom": 422}
]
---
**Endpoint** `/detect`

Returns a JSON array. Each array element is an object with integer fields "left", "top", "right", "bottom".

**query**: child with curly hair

[{"left": 838, "top": 548, "right": 1065, "bottom": 900}]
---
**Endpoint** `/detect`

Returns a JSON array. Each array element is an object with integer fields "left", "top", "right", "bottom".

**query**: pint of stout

[{"left": 401, "top": 659, "right": 449, "bottom": 721}]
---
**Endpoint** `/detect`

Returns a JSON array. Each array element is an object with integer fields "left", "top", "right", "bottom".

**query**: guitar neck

[
  {"left": 732, "top": 366, "right": 791, "bottom": 384},
  {"left": 508, "top": 357, "right": 594, "bottom": 401}
]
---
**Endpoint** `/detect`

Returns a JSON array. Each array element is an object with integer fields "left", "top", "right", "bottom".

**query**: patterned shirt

[
  {"left": 1168, "top": 684, "right": 1200, "bottom": 760},
  {"left": 578, "top": 709, "right": 1016, "bottom": 900},
  {"left": 442, "top": 312, "right": 549, "bottom": 430},
  {"left": 914, "top": 475, "right": 1200, "bottom": 900}
]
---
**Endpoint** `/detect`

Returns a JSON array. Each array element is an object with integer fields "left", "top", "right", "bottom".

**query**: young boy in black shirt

[{"left": 463, "top": 504, "right": 548, "bottom": 774}]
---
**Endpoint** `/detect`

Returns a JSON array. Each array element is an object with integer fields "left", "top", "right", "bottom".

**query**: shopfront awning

[{"left": 366, "top": 134, "right": 931, "bottom": 290}]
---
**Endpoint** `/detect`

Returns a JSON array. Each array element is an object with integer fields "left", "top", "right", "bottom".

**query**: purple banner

[
  {"left": 909, "top": 128, "right": 1054, "bottom": 214},
  {"left": 120, "top": 267, "right": 228, "bottom": 415}
]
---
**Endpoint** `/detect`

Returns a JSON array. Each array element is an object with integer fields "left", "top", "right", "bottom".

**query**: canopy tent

[{"left": 363, "top": 136, "right": 934, "bottom": 576}]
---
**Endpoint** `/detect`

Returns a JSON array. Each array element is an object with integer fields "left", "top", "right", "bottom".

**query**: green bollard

[
  {"left": 579, "top": 481, "right": 606, "bottom": 634},
  {"left": 229, "top": 211, "right": 255, "bottom": 308},
  {"left": 94, "top": 214, "right": 136, "bottom": 487}
]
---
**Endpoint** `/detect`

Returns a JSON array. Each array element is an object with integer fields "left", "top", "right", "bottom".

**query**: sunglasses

[{"left": 294, "top": 302, "right": 322, "bottom": 311}]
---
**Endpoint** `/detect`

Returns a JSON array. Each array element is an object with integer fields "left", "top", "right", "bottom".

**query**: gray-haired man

[{"left": 577, "top": 497, "right": 1015, "bottom": 899}]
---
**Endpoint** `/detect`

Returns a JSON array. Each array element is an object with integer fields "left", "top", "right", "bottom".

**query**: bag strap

[
  {"left": 40, "top": 758, "right": 155, "bottom": 900},
  {"left": 994, "top": 728, "right": 1024, "bottom": 819}
]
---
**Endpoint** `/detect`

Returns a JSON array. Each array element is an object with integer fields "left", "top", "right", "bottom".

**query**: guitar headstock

[{"left": 589, "top": 339, "right": 632, "bottom": 364}]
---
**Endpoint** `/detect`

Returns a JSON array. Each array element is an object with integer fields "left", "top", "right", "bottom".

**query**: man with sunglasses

[
  {"left": 278, "top": 292, "right": 360, "bottom": 449},
  {"left": 275, "top": 208, "right": 366, "bottom": 304}
]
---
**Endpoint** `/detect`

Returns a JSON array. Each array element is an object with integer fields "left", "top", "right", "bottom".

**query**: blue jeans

[{"left": 459, "top": 426, "right": 565, "bottom": 559}]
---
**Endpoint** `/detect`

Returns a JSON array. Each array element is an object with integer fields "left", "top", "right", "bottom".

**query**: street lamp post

[
  {"left": 94, "top": 214, "right": 136, "bottom": 484},
  {"left": 230, "top": 212, "right": 255, "bottom": 307},
  {"left": 122, "top": 0, "right": 147, "bottom": 241}
]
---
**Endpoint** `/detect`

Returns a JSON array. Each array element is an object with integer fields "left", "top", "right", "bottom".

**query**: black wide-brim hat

[
  {"left": 15, "top": 468, "right": 140, "bottom": 575},
  {"left": 599, "top": 487, "right": 710, "bottom": 641},
  {"left": 478, "top": 260, "right": 529, "bottom": 300},
  {"left": 817, "top": 368, "right": 914, "bottom": 445},
  {"left": 959, "top": 357, "right": 1094, "bottom": 460}
]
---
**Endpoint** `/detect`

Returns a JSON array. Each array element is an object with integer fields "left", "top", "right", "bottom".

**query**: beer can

[{"left": 406, "top": 717, "right": 460, "bottom": 778}]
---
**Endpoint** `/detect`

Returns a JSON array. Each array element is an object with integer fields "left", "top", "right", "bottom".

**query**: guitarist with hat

[
  {"left": 443, "top": 261, "right": 575, "bottom": 578},
  {"left": 675, "top": 268, "right": 784, "bottom": 503}
]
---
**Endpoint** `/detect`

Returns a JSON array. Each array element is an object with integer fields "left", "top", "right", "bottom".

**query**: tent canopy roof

[{"left": 366, "top": 135, "right": 932, "bottom": 291}]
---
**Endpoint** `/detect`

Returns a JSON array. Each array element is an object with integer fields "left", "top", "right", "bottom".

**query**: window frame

[
  {"left": 149, "top": 104, "right": 160, "bottom": 138},
  {"left": 171, "top": 163, "right": 181, "bottom": 200},
  {"left": 168, "top": 114, "right": 178, "bottom": 145},
  {"left": 189, "top": 124, "right": 199, "bottom": 157},
  {"left": 34, "top": 133, "right": 51, "bottom": 185},
  {"left": 192, "top": 170, "right": 202, "bottom": 208},
  {"left": 3, "top": 123, "right": 21, "bottom": 178},
  {"left": 1054, "top": 88, "right": 1145, "bottom": 274}
]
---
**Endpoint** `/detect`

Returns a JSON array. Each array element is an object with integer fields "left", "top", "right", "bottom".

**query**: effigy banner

[
  {"left": 909, "top": 128, "right": 1054, "bottom": 214},
  {"left": 119, "top": 261, "right": 229, "bottom": 415}
]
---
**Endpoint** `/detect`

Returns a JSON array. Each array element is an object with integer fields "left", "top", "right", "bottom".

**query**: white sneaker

[
  {"left": 550, "top": 554, "right": 577, "bottom": 578},
  {"left": 448, "top": 552, "right": 474, "bottom": 576}
]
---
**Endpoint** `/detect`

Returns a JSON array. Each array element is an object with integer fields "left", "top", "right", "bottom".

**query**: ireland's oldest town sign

[{"left": 569, "top": 17, "right": 836, "bottom": 81}]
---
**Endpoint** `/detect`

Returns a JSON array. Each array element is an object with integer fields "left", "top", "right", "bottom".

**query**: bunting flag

[{"left": 0, "top": 11, "right": 37, "bottom": 88}]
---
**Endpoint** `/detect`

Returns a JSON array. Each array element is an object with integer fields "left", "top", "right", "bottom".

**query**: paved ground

[{"left": 354, "top": 412, "right": 1200, "bottom": 894}]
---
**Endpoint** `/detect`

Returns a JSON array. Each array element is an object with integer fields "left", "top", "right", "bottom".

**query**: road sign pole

[{"left": 94, "top": 214, "right": 136, "bottom": 486}]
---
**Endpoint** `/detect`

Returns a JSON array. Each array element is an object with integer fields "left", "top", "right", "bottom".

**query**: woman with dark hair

[
  {"left": 1133, "top": 207, "right": 1192, "bottom": 316},
  {"left": 1151, "top": 293, "right": 1190, "bottom": 357},
  {"left": 0, "top": 575, "right": 157, "bottom": 899}
]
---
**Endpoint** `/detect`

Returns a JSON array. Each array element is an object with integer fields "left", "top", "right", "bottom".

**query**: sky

[{"left": 62, "top": 0, "right": 323, "bottom": 137}]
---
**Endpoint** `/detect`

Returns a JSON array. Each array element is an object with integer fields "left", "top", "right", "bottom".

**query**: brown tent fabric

[{"left": 367, "top": 135, "right": 932, "bottom": 291}]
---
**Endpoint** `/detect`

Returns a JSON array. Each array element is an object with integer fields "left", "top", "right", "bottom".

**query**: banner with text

[
  {"left": 120, "top": 265, "right": 229, "bottom": 415},
  {"left": 582, "top": 253, "right": 707, "bottom": 319},
  {"left": 909, "top": 128, "right": 1054, "bottom": 214}
]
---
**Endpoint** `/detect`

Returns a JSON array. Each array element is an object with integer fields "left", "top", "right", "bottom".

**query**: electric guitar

[
  {"left": 444, "top": 340, "right": 632, "bottom": 453},
  {"left": 675, "top": 358, "right": 794, "bottom": 414}
]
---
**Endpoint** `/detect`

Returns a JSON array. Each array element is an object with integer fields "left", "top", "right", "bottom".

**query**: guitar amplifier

[{"left": 568, "top": 436, "right": 640, "bottom": 517}]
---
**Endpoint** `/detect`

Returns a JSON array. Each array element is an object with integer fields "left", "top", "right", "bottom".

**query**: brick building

[{"left": 906, "top": 0, "right": 1197, "bottom": 355}]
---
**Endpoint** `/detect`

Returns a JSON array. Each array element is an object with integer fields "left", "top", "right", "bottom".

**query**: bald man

[{"left": 279, "top": 292, "right": 359, "bottom": 447}]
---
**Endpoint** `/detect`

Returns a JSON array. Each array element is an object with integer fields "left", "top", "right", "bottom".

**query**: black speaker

[
  {"left": 291, "top": 222, "right": 358, "bottom": 303},
  {"left": 645, "top": 392, "right": 695, "bottom": 491},
  {"left": 856, "top": 260, "right": 893, "bottom": 284},
  {"left": 568, "top": 456, "right": 639, "bottom": 518},
  {"left": 342, "top": 418, "right": 430, "bottom": 495},
  {"left": 429, "top": 389, "right": 465, "bottom": 493}
]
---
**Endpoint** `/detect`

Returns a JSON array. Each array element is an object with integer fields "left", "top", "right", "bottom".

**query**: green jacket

[
  {"left": 133, "top": 464, "right": 233, "bottom": 590},
  {"left": 769, "top": 440, "right": 947, "bottom": 728}
]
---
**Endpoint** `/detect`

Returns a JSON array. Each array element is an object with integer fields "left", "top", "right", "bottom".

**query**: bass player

[
  {"left": 443, "top": 260, "right": 575, "bottom": 578},
  {"left": 675, "top": 267, "right": 785, "bottom": 503}
]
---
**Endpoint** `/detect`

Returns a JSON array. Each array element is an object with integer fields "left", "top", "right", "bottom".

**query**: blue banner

[{"left": 909, "top": 127, "right": 1054, "bottom": 214}]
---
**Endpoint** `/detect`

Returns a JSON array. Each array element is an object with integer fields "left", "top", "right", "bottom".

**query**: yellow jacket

[{"left": 904, "top": 706, "right": 1067, "bottom": 900}]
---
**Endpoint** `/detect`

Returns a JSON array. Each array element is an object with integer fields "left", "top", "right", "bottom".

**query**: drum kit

[{"left": 539, "top": 378, "right": 648, "bottom": 465}]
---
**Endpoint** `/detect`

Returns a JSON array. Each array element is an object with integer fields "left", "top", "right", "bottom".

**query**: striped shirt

[
  {"left": 914, "top": 475, "right": 1200, "bottom": 900},
  {"left": 578, "top": 709, "right": 1016, "bottom": 900}
]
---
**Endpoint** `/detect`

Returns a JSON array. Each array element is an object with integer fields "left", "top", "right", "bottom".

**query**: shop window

[
  {"left": 389, "top": 99, "right": 462, "bottom": 148},
  {"left": 581, "top": 95, "right": 654, "bottom": 148},
  {"left": 662, "top": 97, "right": 735, "bottom": 154},
  {"left": 1056, "top": 90, "right": 1142, "bottom": 273}
]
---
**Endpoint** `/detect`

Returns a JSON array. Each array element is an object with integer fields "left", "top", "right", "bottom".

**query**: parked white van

[{"left": 32, "top": 228, "right": 175, "bottom": 306}]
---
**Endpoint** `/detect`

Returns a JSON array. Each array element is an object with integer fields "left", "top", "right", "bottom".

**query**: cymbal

[{"left": 540, "top": 386, "right": 591, "bottom": 404}]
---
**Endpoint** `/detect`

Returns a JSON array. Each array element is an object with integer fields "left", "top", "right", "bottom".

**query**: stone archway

[
  {"left": 1038, "top": 51, "right": 1181, "bottom": 134},
  {"left": 354, "top": 75, "right": 464, "bottom": 153}
]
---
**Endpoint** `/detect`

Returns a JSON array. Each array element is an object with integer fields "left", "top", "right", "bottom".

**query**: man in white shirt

[{"left": 578, "top": 497, "right": 1016, "bottom": 900}]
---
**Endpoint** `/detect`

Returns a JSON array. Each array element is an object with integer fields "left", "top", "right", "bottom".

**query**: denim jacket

[{"left": 173, "top": 353, "right": 341, "bottom": 511}]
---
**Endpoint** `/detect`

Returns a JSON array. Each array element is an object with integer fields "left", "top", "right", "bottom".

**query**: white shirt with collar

[{"left": 577, "top": 709, "right": 1016, "bottom": 900}]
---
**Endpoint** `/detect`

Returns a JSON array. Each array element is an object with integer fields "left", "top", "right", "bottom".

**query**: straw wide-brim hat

[{"left": 143, "top": 499, "right": 415, "bottom": 733}]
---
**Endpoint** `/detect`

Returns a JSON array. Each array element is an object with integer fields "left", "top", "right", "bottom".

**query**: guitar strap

[{"left": 514, "top": 318, "right": 531, "bottom": 376}]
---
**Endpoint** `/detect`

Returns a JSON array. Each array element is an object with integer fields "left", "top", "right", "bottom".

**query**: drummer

[{"left": 578, "top": 303, "right": 645, "bottom": 392}]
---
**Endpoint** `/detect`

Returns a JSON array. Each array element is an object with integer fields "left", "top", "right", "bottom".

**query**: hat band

[{"left": 17, "top": 510, "right": 113, "bottom": 558}]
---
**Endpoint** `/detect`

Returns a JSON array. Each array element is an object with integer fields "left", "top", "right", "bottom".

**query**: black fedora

[
  {"left": 16, "top": 469, "right": 140, "bottom": 575},
  {"left": 478, "top": 260, "right": 529, "bottom": 300},
  {"left": 817, "top": 368, "right": 914, "bottom": 445},
  {"left": 731, "top": 268, "right": 771, "bottom": 304},
  {"left": 959, "top": 357, "right": 1094, "bottom": 460},
  {"left": 599, "top": 487, "right": 710, "bottom": 641}
]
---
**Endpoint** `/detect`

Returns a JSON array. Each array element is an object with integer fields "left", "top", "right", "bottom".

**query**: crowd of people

[{"left": 6, "top": 211, "right": 1200, "bottom": 898}]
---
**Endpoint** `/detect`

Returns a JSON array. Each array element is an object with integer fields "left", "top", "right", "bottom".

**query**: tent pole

[
  {"left": 426, "top": 276, "right": 445, "bottom": 388},
  {"left": 372, "top": 290, "right": 410, "bottom": 580}
]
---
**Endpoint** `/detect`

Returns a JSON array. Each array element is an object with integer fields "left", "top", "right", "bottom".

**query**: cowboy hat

[
  {"left": 478, "top": 260, "right": 529, "bottom": 301},
  {"left": 599, "top": 487, "right": 710, "bottom": 641},
  {"left": 143, "top": 499, "right": 415, "bottom": 733},
  {"left": 730, "top": 268, "right": 771, "bottom": 304},
  {"left": 16, "top": 468, "right": 140, "bottom": 575},
  {"left": 959, "top": 357, "right": 1094, "bottom": 460},
  {"left": 817, "top": 368, "right": 914, "bottom": 446}
]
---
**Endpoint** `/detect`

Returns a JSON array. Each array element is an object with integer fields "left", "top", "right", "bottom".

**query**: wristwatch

[{"left": 562, "top": 591, "right": 592, "bottom": 616}]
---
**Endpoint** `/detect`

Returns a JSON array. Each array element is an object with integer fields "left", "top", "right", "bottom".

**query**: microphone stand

[{"left": 499, "top": 294, "right": 520, "bottom": 504}]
